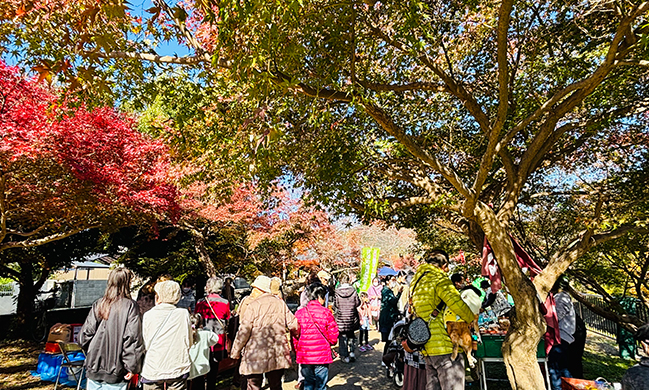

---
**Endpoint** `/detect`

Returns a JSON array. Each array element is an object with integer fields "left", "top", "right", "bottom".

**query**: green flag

[{"left": 359, "top": 247, "right": 380, "bottom": 292}]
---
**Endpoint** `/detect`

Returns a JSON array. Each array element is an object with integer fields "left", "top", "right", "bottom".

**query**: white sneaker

[
  {"left": 349, "top": 352, "right": 356, "bottom": 361},
  {"left": 342, "top": 357, "right": 350, "bottom": 363}
]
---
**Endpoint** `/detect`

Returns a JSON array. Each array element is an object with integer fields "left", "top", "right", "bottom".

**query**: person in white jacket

[
  {"left": 188, "top": 313, "right": 220, "bottom": 390},
  {"left": 141, "top": 280, "right": 193, "bottom": 390}
]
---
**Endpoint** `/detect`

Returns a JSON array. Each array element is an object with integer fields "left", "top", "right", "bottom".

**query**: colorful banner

[{"left": 359, "top": 247, "right": 380, "bottom": 292}]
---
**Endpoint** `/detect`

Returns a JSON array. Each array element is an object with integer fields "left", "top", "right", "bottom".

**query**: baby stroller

[{"left": 382, "top": 319, "right": 407, "bottom": 388}]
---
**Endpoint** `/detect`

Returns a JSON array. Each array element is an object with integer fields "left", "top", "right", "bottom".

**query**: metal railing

[
  {"left": 573, "top": 294, "right": 649, "bottom": 339},
  {"left": 574, "top": 300, "right": 617, "bottom": 338}
]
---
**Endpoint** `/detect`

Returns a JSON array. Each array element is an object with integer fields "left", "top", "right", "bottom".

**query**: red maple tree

[
  {"left": 0, "top": 61, "right": 179, "bottom": 252},
  {"left": 173, "top": 173, "right": 334, "bottom": 277}
]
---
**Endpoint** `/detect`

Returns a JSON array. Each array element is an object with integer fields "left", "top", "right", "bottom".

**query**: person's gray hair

[{"left": 205, "top": 277, "right": 224, "bottom": 294}]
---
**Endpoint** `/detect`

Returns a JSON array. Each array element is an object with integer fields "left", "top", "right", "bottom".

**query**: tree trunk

[
  {"left": 187, "top": 228, "right": 218, "bottom": 278},
  {"left": 463, "top": 218, "right": 486, "bottom": 253},
  {"left": 501, "top": 281, "right": 546, "bottom": 389},
  {"left": 475, "top": 202, "right": 547, "bottom": 389},
  {"left": 15, "top": 261, "right": 37, "bottom": 337}
]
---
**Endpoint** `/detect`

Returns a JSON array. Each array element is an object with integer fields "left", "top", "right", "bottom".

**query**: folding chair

[{"left": 54, "top": 341, "right": 86, "bottom": 390}]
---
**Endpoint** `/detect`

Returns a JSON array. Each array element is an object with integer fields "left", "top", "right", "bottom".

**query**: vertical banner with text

[{"left": 359, "top": 247, "right": 380, "bottom": 292}]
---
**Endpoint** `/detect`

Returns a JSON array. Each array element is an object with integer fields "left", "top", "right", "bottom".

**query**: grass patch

[{"left": 582, "top": 350, "right": 636, "bottom": 383}]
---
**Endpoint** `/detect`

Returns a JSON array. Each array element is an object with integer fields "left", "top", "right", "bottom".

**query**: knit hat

[
  {"left": 155, "top": 280, "right": 181, "bottom": 304},
  {"left": 251, "top": 275, "right": 272, "bottom": 293}
]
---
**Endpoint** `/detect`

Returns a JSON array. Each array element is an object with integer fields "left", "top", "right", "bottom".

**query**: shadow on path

[{"left": 283, "top": 332, "right": 392, "bottom": 390}]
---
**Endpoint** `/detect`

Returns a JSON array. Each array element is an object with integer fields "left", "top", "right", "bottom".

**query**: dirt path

[
  {"left": 282, "top": 330, "right": 394, "bottom": 390},
  {"left": 0, "top": 330, "right": 636, "bottom": 390}
]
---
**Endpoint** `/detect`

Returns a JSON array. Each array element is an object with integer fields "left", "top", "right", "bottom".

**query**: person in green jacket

[{"left": 411, "top": 250, "right": 475, "bottom": 390}]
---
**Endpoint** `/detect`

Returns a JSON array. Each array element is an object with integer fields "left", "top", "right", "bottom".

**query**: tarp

[
  {"left": 32, "top": 351, "right": 86, "bottom": 388},
  {"left": 378, "top": 267, "right": 398, "bottom": 276}
]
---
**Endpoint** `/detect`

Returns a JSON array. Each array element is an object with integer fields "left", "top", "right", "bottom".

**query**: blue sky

[
  {"left": 130, "top": 0, "right": 191, "bottom": 57},
  {"left": 2, "top": 0, "right": 191, "bottom": 67}
]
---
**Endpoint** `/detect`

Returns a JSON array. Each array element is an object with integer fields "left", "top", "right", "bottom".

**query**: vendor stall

[{"left": 476, "top": 321, "right": 551, "bottom": 390}]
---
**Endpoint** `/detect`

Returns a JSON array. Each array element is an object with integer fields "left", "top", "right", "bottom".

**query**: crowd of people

[{"left": 76, "top": 249, "right": 647, "bottom": 390}]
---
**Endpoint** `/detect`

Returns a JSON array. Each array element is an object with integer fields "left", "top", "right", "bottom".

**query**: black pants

[
  {"left": 381, "top": 331, "right": 390, "bottom": 355},
  {"left": 359, "top": 329, "right": 369, "bottom": 345},
  {"left": 194, "top": 351, "right": 222, "bottom": 390},
  {"left": 339, "top": 330, "right": 357, "bottom": 358}
]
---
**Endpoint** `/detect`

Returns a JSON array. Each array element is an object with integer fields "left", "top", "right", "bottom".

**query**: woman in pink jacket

[{"left": 294, "top": 283, "right": 339, "bottom": 390}]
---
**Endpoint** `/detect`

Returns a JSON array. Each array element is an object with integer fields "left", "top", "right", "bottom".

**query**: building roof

[{"left": 70, "top": 261, "right": 111, "bottom": 269}]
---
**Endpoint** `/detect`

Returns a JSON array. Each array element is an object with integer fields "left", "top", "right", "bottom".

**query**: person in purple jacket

[{"left": 294, "top": 283, "right": 339, "bottom": 390}]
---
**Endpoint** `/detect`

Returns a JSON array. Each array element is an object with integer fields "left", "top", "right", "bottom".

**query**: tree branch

[
  {"left": 469, "top": 0, "right": 514, "bottom": 209},
  {"left": 565, "top": 283, "right": 644, "bottom": 333},
  {"left": 95, "top": 51, "right": 212, "bottom": 65},
  {"left": 496, "top": 2, "right": 649, "bottom": 157},
  {"left": 534, "top": 224, "right": 649, "bottom": 297},
  {"left": 375, "top": 163, "right": 462, "bottom": 213},
  {"left": 289, "top": 82, "right": 353, "bottom": 102},
  {"left": 365, "top": 23, "right": 492, "bottom": 135},
  {"left": 6, "top": 224, "right": 47, "bottom": 237},
  {"left": 286, "top": 76, "right": 474, "bottom": 199},
  {"left": 0, "top": 264, "right": 21, "bottom": 280},
  {"left": 417, "top": 54, "right": 492, "bottom": 135},
  {"left": 493, "top": 0, "right": 514, "bottom": 134},
  {"left": 153, "top": 0, "right": 205, "bottom": 54},
  {"left": 0, "top": 226, "right": 98, "bottom": 252},
  {"left": 34, "top": 257, "right": 52, "bottom": 292},
  {"left": 496, "top": 7, "right": 649, "bottom": 219},
  {"left": 525, "top": 106, "right": 630, "bottom": 178},
  {"left": 615, "top": 60, "right": 649, "bottom": 67},
  {"left": 361, "top": 102, "right": 474, "bottom": 199},
  {"left": 498, "top": 149, "right": 517, "bottom": 188},
  {"left": 376, "top": 161, "right": 447, "bottom": 197},
  {"left": 358, "top": 81, "right": 448, "bottom": 93}
]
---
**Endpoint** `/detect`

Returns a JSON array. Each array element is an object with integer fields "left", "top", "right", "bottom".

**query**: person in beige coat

[{"left": 230, "top": 276, "right": 299, "bottom": 390}]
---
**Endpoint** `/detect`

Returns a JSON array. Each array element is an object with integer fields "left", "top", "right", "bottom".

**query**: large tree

[
  {"left": 0, "top": 62, "right": 179, "bottom": 326},
  {"left": 3, "top": 1, "right": 649, "bottom": 387},
  {"left": 512, "top": 151, "right": 649, "bottom": 332},
  {"left": 0, "top": 62, "right": 179, "bottom": 252}
]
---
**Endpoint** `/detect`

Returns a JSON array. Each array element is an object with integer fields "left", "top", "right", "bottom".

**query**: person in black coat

[
  {"left": 334, "top": 273, "right": 361, "bottom": 363},
  {"left": 567, "top": 314, "right": 587, "bottom": 378},
  {"left": 379, "top": 276, "right": 403, "bottom": 354}
]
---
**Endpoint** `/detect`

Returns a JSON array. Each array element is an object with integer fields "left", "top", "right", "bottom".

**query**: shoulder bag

[{"left": 403, "top": 271, "right": 445, "bottom": 352}]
